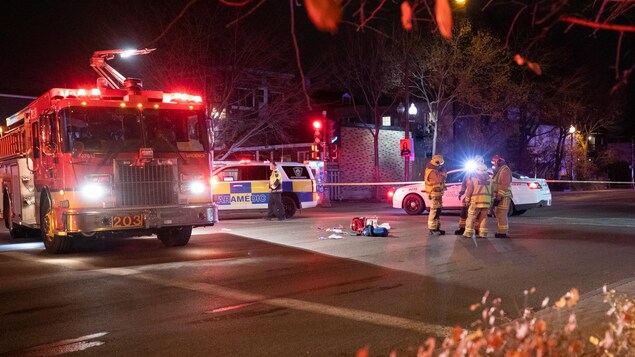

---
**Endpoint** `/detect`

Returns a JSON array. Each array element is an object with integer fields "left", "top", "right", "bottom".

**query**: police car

[
  {"left": 212, "top": 161, "right": 318, "bottom": 218},
  {"left": 391, "top": 168, "right": 552, "bottom": 216}
]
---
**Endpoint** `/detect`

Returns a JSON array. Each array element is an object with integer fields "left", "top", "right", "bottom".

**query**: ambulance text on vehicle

[{"left": 212, "top": 161, "right": 318, "bottom": 218}]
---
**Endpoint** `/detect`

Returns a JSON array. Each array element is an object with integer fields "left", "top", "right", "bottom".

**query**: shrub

[{"left": 357, "top": 287, "right": 634, "bottom": 356}]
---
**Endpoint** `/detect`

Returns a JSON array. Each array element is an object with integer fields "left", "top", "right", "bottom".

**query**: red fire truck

[{"left": 0, "top": 49, "right": 217, "bottom": 253}]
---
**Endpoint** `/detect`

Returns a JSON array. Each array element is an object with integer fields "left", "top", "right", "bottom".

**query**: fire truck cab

[{"left": 0, "top": 49, "right": 218, "bottom": 253}]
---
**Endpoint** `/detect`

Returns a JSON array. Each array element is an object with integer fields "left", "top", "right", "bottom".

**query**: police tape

[{"left": 318, "top": 180, "right": 635, "bottom": 186}]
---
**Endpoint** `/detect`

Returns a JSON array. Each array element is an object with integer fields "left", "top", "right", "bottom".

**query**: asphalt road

[{"left": 1, "top": 190, "right": 634, "bottom": 356}]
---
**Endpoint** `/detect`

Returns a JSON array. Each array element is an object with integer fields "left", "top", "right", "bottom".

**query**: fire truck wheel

[
  {"left": 157, "top": 226, "right": 192, "bottom": 247},
  {"left": 40, "top": 192, "right": 72, "bottom": 254}
]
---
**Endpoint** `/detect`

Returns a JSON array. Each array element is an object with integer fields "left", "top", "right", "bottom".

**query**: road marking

[
  {"left": 10, "top": 332, "right": 108, "bottom": 356},
  {"left": 4, "top": 251, "right": 453, "bottom": 337},
  {"left": 518, "top": 217, "right": 635, "bottom": 228}
]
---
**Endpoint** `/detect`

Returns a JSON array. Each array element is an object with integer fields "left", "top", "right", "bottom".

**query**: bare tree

[
  {"left": 410, "top": 21, "right": 515, "bottom": 155},
  {"left": 102, "top": 1, "right": 307, "bottom": 159},
  {"left": 328, "top": 28, "right": 401, "bottom": 191}
]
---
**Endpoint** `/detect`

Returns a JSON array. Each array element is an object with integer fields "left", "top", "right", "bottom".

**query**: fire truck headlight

[
  {"left": 80, "top": 183, "right": 110, "bottom": 200},
  {"left": 187, "top": 181, "right": 206, "bottom": 194}
]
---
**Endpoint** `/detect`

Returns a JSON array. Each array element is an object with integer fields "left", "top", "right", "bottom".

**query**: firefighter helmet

[
  {"left": 476, "top": 163, "right": 488, "bottom": 173},
  {"left": 431, "top": 154, "right": 444, "bottom": 166},
  {"left": 491, "top": 154, "right": 502, "bottom": 166}
]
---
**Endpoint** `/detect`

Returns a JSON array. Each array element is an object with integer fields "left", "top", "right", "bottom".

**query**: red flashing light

[
  {"left": 239, "top": 159, "right": 252, "bottom": 164},
  {"left": 312, "top": 120, "right": 322, "bottom": 130},
  {"left": 527, "top": 182, "right": 542, "bottom": 189},
  {"left": 387, "top": 189, "right": 395, "bottom": 198}
]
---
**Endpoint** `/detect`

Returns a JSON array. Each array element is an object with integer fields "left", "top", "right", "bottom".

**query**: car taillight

[{"left": 527, "top": 182, "right": 542, "bottom": 189}]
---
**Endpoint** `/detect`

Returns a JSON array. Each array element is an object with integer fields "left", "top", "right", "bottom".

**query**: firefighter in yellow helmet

[
  {"left": 424, "top": 154, "right": 447, "bottom": 235},
  {"left": 455, "top": 155, "right": 484, "bottom": 235},
  {"left": 462, "top": 162, "right": 493, "bottom": 239},
  {"left": 491, "top": 155, "right": 513, "bottom": 238}
]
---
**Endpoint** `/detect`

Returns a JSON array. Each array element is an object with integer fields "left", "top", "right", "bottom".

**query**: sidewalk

[{"left": 537, "top": 275, "right": 635, "bottom": 337}]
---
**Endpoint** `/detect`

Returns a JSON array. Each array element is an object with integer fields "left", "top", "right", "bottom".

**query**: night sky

[{"left": 1, "top": 0, "right": 632, "bottom": 133}]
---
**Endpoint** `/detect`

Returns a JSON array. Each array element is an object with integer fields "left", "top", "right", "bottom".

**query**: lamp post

[
  {"left": 397, "top": 103, "right": 407, "bottom": 181},
  {"left": 569, "top": 125, "right": 576, "bottom": 190},
  {"left": 405, "top": 104, "right": 417, "bottom": 181}
]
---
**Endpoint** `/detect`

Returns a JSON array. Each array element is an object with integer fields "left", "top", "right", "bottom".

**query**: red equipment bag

[{"left": 350, "top": 217, "right": 367, "bottom": 235}]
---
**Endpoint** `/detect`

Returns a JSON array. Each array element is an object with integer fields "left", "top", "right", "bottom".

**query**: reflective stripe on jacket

[
  {"left": 466, "top": 173, "right": 492, "bottom": 208},
  {"left": 492, "top": 165, "right": 512, "bottom": 198},
  {"left": 424, "top": 164, "right": 446, "bottom": 198},
  {"left": 269, "top": 169, "right": 282, "bottom": 192}
]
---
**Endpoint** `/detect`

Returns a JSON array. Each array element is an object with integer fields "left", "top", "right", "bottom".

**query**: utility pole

[
  {"left": 631, "top": 136, "right": 634, "bottom": 190},
  {"left": 321, "top": 110, "right": 331, "bottom": 207}
]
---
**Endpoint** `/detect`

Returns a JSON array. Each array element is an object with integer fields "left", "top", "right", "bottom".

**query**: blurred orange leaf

[
  {"left": 527, "top": 61, "right": 542, "bottom": 75},
  {"left": 567, "top": 288, "right": 579, "bottom": 308},
  {"left": 401, "top": 1, "right": 413, "bottom": 30},
  {"left": 305, "top": 0, "right": 342, "bottom": 33},
  {"left": 534, "top": 319, "right": 547, "bottom": 333},
  {"left": 356, "top": 347, "right": 369, "bottom": 357},
  {"left": 514, "top": 54, "right": 525, "bottom": 66},
  {"left": 451, "top": 326, "right": 463, "bottom": 342},
  {"left": 435, "top": 0, "right": 453, "bottom": 39},
  {"left": 555, "top": 288, "right": 580, "bottom": 309}
]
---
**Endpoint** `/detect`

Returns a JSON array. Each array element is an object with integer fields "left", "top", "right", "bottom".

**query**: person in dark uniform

[{"left": 266, "top": 161, "right": 286, "bottom": 220}]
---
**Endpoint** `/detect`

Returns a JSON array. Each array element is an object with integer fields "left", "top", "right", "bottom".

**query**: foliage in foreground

[{"left": 358, "top": 287, "right": 635, "bottom": 356}]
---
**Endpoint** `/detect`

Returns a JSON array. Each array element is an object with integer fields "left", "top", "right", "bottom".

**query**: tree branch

[
  {"left": 290, "top": 0, "right": 312, "bottom": 111},
  {"left": 560, "top": 16, "right": 635, "bottom": 32}
]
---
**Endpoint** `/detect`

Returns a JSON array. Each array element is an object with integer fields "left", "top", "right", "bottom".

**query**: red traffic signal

[{"left": 312, "top": 120, "right": 322, "bottom": 130}]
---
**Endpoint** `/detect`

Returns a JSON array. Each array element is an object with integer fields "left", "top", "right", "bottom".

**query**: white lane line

[
  {"left": 14, "top": 332, "right": 108, "bottom": 356},
  {"left": 5, "top": 252, "right": 453, "bottom": 337}
]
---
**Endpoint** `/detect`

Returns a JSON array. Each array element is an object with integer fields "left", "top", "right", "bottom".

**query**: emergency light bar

[{"left": 48, "top": 87, "right": 203, "bottom": 105}]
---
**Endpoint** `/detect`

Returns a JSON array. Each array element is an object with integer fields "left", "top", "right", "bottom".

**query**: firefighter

[
  {"left": 455, "top": 155, "right": 484, "bottom": 235},
  {"left": 462, "top": 162, "right": 493, "bottom": 239},
  {"left": 424, "top": 154, "right": 447, "bottom": 235},
  {"left": 266, "top": 161, "right": 286, "bottom": 220},
  {"left": 491, "top": 154, "right": 513, "bottom": 238}
]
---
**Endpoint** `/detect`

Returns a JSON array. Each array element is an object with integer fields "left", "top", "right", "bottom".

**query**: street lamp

[
  {"left": 408, "top": 103, "right": 418, "bottom": 116},
  {"left": 569, "top": 125, "right": 576, "bottom": 190},
  {"left": 406, "top": 104, "right": 417, "bottom": 181}
]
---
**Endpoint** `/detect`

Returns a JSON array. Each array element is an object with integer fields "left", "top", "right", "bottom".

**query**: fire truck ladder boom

[{"left": 90, "top": 48, "right": 155, "bottom": 89}]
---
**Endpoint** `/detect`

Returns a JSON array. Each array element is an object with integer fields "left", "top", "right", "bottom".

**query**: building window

[
  {"left": 257, "top": 88, "right": 267, "bottom": 106},
  {"left": 238, "top": 88, "right": 254, "bottom": 108},
  {"left": 382, "top": 116, "right": 391, "bottom": 126}
]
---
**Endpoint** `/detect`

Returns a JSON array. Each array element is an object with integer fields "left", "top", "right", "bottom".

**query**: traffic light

[
  {"left": 311, "top": 144, "right": 319, "bottom": 160},
  {"left": 328, "top": 120, "right": 340, "bottom": 146},
  {"left": 311, "top": 119, "right": 322, "bottom": 160}
]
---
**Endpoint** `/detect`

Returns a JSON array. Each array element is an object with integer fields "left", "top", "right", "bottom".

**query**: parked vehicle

[
  {"left": 392, "top": 169, "right": 552, "bottom": 216},
  {"left": 212, "top": 161, "right": 318, "bottom": 218}
]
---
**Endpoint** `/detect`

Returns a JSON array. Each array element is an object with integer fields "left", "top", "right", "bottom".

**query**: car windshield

[
  {"left": 512, "top": 172, "right": 530, "bottom": 179},
  {"left": 446, "top": 170, "right": 468, "bottom": 183},
  {"left": 59, "top": 106, "right": 208, "bottom": 154}
]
